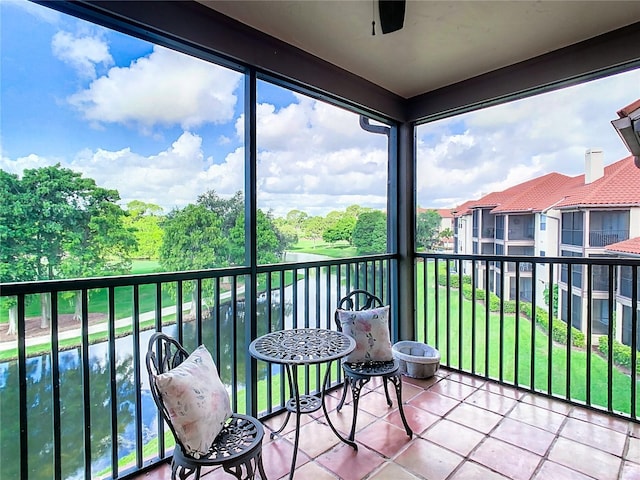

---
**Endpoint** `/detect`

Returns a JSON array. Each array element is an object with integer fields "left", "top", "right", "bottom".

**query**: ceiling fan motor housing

[{"left": 379, "top": 0, "right": 406, "bottom": 34}]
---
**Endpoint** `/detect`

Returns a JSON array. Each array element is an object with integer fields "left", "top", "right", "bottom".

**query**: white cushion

[
  {"left": 337, "top": 305, "right": 394, "bottom": 363},
  {"left": 154, "top": 345, "right": 232, "bottom": 458}
]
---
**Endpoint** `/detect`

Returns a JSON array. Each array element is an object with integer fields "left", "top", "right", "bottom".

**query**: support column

[{"left": 396, "top": 122, "right": 416, "bottom": 341}]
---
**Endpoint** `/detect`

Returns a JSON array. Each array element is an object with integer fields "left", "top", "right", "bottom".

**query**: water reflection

[
  {"left": 0, "top": 297, "right": 294, "bottom": 479},
  {"left": 0, "top": 265, "right": 342, "bottom": 479}
]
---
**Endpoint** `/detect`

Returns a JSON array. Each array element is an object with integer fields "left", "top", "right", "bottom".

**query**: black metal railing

[
  {"left": 589, "top": 229, "right": 629, "bottom": 247},
  {"left": 0, "top": 255, "right": 392, "bottom": 480},
  {"left": 415, "top": 252, "right": 640, "bottom": 423}
]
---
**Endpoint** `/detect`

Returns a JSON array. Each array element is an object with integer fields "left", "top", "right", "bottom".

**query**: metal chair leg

[
  {"left": 347, "top": 376, "right": 369, "bottom": 441},
  {"left": 382, "top": 377, "right": 393, "bottom": 406},
  {"left": 389, "top": 374, "right": 413, "bottom": 438},
  {"left": 336, "top": 378, "right": 349, "bottom": 411}
]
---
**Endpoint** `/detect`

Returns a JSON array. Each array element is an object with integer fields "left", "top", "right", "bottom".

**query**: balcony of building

[{"left": 3, "top": 254, "right": 640, "bottom": 479}]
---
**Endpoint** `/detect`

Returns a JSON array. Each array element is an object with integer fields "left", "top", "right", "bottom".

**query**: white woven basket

[{"left": 392, "top": 341, "right": 440, "bottom": 379}]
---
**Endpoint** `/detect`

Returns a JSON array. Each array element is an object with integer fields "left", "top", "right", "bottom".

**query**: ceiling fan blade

[{"left": 378, "top": 0, "right": 406, "bottom": 34}]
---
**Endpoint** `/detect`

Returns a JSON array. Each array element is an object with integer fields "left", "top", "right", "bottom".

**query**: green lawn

[
  {"left": 289, "top": 239, "right": 357, "bottom": 258},
  {"left": 415, "top": 260, "right": 640, "bottom": 415}
]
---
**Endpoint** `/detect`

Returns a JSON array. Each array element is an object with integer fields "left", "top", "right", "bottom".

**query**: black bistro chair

[
  {"left": 146, "top": 332, "right": 267, "bottom": 480},
  {"left": 334, "top": 289, "right": 413, "bottom": 441}
]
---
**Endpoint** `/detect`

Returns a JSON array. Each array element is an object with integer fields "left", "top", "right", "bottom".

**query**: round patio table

[{"left": 249, "top": 328, "right": 356, "bottom": 479}]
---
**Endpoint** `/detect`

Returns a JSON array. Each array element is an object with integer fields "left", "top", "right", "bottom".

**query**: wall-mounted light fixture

[{"left": 611, "top": 103, "right": 640, "bottom": 168}]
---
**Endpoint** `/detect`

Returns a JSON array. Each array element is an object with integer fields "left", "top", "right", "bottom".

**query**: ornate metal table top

[{"left": 249, "top": 328, "right": 355, "bottom": 365}]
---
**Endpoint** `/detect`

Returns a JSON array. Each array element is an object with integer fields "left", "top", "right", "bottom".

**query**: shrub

[
  {"left": 503, "top": 300, "right": 516, "bottom": 314},
  {"left": 488, "top": 293, "right": 501, "bottom": 311},
  {"left": 519, "top": 302, "right": 532, "bottom": 318},
  {"left": 598, "top": 336, "right": 640, "bottom": 374},
  {"left": 533, "top": 306, "right": 584, "bottom": 348}
]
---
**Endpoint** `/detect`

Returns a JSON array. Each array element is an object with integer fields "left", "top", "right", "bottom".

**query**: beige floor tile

[
  {"left": 445, "top": 402, "right": 502, "bottom": 434},
  {"left": 559, "top": 417, "right": 627, "bottom": 456},
  {"left": 449, "top": 461, "right": 510, "bottom": 480},
  {"left": 533, "top": 460, "right": 594, "bottom": 480},
  {"left": 507, "top": 402, "right": 566, "bottom": 433},
  {"left": 368, "top": 461, "right": 421, "bottom": 479},
  {"left": 620, "top": 460, "right": 640, "bottom": 480},
  {"left": 470, "top": 437, "right": 541, "bottom": 480},
  {"left": 548, "top": 436, "right": 622, "bottom": 480},
  {"left": 395, "top": 438, "right": 463, "bottom": 480},
  {"left": 627, "top": 435, "right": 640, "bottom": 463},
  {"left": 286, "top": 461, "right": 338, "bottom": 480},
  {"left": 426, "top": 419, "right": 485, "bottom": 456},
  {"left": 491, "top": 417, "right": 555, "bottom": 456}
]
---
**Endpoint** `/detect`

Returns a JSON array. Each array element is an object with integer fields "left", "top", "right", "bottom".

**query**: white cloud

[
  {"left": 52, "top": 31, "right": 113, "bottom": 79},
  {"left": 0, "top": 153, "right": 60, "bottom": 175},
  {"left": 245, "top": 96, "right": 388, "bottom": 216},
  {"left": 69, "top": 131, "right": 246, "bottom": 211},
  {"left": 67, "top": 46, "right": 242, "bottom": 132},
  {"left": 1, "top": 132, "right": 243, "bottom": 213},
  {"left": 416, "top": 69, "right": 640, "bottom": 209}
]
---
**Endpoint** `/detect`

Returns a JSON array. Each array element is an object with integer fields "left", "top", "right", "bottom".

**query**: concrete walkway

[
  {"left": 0, "top": 286, "right": 244, "bottom": 352},
  {"left": 0, "top": 303, "right": 192, "bottom": 352}
]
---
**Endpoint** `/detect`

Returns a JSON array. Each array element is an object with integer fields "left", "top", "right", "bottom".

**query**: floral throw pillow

[
  {"left": 337, "top": 305, "right": 393, "bottom": 363},
  {"left": 154, "top": 345, "right": 232, "bottom": 458}
]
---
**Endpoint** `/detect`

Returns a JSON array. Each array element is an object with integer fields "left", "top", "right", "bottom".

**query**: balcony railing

[
  {"left": 3, "top": 252, "right": 640, "bottom": 479},
  {"left": 481, "top": 227, "right": 495, "bottom": 238},
  {"left": 415, "top": 252, "right": 640, "bottom": 425},
  {"left": 0, "top": 255, "right": 392, "bottom": 480},
  {"left": 589, "top": 229, "right": 629, "bottom": 247}
]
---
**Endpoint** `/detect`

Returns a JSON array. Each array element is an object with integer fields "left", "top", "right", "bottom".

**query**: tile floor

[{"left": 134, "top": 368, "right": 640, "bottom": 479}]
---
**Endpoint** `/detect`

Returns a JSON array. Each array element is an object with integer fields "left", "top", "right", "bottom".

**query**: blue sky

[{"left": 2, "top": 0, "right": 640, "bottom": 217}]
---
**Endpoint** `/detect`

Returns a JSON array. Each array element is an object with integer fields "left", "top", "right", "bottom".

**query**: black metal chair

[
  {"left": 334, "top": 289, "right": 413, "bottom": 441},
  {"left": 146, "top": 332, "right": 267, "bottom": 480}
]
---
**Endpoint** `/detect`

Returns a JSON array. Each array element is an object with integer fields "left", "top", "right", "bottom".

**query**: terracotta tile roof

[
  {"left": 617, "top": 99, "right": 640, "bottom": 118},
  {"left": 435, "top": 208, "right": 454, "bottom": 218},
  {"left": 491, "top": 172, "right": 581, "bottom": 213},
  {"left": 555, "top": 156, "right": 640, "bottom": 208},
  {"left": 416, "top": 207, "right": 454, "bottom": 218},
  {"left": 452, "top": 200, "right": 476, "bottom": 217},
  {"left": 605, "top": 237, "right": 640, "bottom": 256}
]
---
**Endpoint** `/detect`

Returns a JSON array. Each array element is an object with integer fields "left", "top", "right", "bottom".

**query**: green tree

[
  {"left": 323, "top": 215, "right": 356, "bottom": 244},
  {"left": 345, "top": 204, "right": 369, "bottom": 218},
  {"left": 352, "top": 210, "right": 387, "bottom": 255},
  {"left": 124, "top": 200, "right": 164, "bottom": 259},
  {"left": 159, "top": 204, "right": 225, "bottom": 312},
  {"left": 2, "top": 165, "right": 135, "bottom": 330},
  {"left": 440, "top": 227, "right": 454, "bottom": 239},
  {"left": 303, "top": 216, "right": 326, "bottom": 247},
  {"left": 197, "top": 190, "right": 244, "bottom": 263},
  {"left": 0, "top": 170, "right": 37, "bottom": 334},
  {"left": 416, "top": 209, "right": 442, "bottom": 250},
  {"left": 273, "top": 217, "right": 299, "bottom": 250},
  {"left": 228, "top": 210, "right": 288, "bottom": 265},
  {"left": 198, "top": 190, "right": 243, "bottom": 234},
  {"left": 285, "top": 209, "right": 308, "bottom": 235}
]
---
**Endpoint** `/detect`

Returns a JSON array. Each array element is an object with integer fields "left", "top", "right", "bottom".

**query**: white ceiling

[{"left": 200, "top": 1, "right": 640, "bottom": 99}]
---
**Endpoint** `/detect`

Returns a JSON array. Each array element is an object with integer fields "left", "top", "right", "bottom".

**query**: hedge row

[
  {"left": 436, "top": 271, "right": 585, "bottom": 348},
  {"left": 598, "top": 336, "right": 640, "bottom": 374}
]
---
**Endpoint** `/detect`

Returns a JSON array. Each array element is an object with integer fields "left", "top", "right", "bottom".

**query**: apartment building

[
  {"left": 416, "top": 207, "right": 455, "bottom": 251},
  {"left": 606, "top": 238, "right": 640, "bottom": 348},
  {"left": 453, "top": 149, "right": 640, "bottom": 347}
]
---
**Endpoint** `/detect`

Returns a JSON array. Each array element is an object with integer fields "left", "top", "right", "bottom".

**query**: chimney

[{"left": 585, "top": 148, "right": 604, "bottom": 184}]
